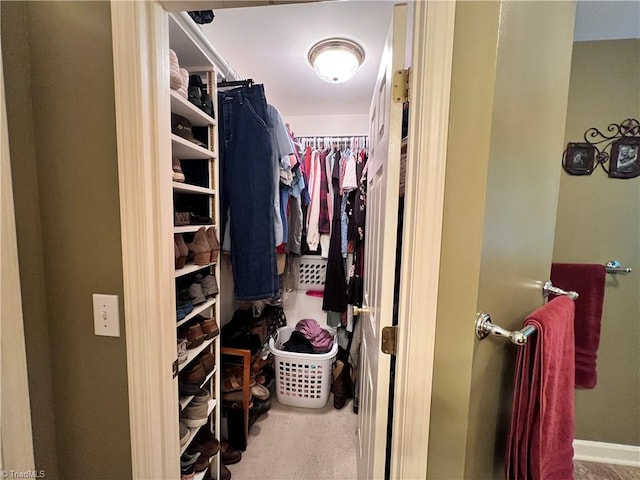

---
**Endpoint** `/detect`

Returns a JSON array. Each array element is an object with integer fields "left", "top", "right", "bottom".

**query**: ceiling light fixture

[{"left": 307, "top": 38, "right": 365, "bottom": 84}]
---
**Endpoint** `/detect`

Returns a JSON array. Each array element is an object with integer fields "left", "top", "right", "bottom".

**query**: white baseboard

[{"left": 573, "top": 439, "right": 640, "bottom": 467}]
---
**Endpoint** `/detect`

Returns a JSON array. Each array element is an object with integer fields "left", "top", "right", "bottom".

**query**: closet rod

[{"left": 217, "top": 78, "right": 255, "bottom": 88}]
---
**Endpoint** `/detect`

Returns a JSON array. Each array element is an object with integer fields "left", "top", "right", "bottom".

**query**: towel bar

[
  {"left": 475, "top": 312, "right": 536, "bottom": 345},
  {"left": 543, "top": 280, "right": 579, "bottom": 300},
  {"left": 606, "top": 260, "right": 632, "bottom": 274}
]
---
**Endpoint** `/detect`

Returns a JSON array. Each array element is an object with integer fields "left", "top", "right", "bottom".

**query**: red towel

[
  {"left": 506, "top": 296, "right": 576, "bottom": 480},
  {"left": 550, "top": 263, "right": 607, "bottom": 389}
]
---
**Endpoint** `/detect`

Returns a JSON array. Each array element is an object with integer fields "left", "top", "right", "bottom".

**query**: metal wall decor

[{"left": 562, "top": 118, "right": 640, "bottom": 179}]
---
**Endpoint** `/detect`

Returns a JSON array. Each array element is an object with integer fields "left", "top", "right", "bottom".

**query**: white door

[{"left": 357, "top": 4, "right": 407, "bottom": 480}]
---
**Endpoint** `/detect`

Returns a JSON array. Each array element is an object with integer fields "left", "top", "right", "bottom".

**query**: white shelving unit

[
  {"left": 175, "top": 262, "right": 217, "bottom": 279},
  {"left": 169, "top": 11, "right": 221, "bottom": 480}
]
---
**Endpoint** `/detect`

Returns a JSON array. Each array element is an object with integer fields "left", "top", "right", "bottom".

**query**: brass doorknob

[{"left": 353, "top": 306, "right": 371, "bottom": 316}]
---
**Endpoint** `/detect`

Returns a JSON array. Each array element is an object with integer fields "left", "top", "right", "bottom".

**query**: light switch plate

[{"left": 92, "top": 294, "right": 120, "bottom": 337}]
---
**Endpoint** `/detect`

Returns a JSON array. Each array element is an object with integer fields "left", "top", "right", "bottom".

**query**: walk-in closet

[{"left": 165, "top": 2, "right": 402, "bottom": 479}]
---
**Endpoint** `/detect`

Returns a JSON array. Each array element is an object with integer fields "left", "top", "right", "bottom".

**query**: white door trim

[
  {"left": 391, "top": 1, "right": 455, "bottom": 478},
  {"left": 111, "top": 2, "right": 179, "bottom": 479},
  {"left": 0, "top": 22, "right": 35, "bottom": 471}
]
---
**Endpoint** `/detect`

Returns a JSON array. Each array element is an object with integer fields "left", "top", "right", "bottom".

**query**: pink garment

[
  {"left": 506, "top": 296, "right": 576, "bottom": 480},
  {"left": 295, "top": 319, "right": 334, "bottom": 353},
  {"left": 550, "top": 263, "right": 607, "bottom": 389},
  {"left": 306, "top": 150, "right": 321, "bottom": 250}
]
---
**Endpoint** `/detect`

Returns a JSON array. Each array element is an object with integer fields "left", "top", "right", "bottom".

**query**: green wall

[
  {"left": 553, "top": 39, "right": 640, "bottom": 446},
  {"left": 2, "top": 2, "right": 132, "bottom": 478}
]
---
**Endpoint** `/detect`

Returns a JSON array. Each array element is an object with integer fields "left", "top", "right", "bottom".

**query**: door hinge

[
  {"left": 172, "top": 359, "right": 179, "bottom": 378},
  {"left": 392, "top": 68, "right": 410, "bottom": 104},
  {"left": 381, "top": 326, "right": 398, "bottom": 355}
]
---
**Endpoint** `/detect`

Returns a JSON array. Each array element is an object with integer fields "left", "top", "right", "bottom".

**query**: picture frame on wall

[
  {"left": 609, "top": 138, "right": 640, "bottom": 179},
  {"left": 562, "top": 142, "right": 596, "bottom": 175}
]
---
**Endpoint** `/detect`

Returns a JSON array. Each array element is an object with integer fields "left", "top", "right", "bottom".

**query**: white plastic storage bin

[
  {"left": 297, "top": 255, "right": 327, "bottom": 291},
  {"left": 268, "top": 326, "right": 338, "bottom": 408}
]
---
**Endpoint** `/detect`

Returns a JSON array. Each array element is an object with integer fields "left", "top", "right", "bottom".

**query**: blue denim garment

[{"left": 218, "top": 85, "right": 279, "bottom": 300}]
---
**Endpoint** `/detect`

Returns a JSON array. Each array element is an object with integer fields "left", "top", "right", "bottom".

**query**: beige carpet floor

[{"left": 227, "top": 395, "right": 358, "bottom": 480}]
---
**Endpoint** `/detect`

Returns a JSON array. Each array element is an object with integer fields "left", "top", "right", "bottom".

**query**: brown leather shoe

[
  {"left": 199, "top": 352, "right": 215, "bottom": 374},
  {"left": 192, "top": 428, "right": 220, "bottom": 456},
  {"left": 221, "top": 462, "right": 232, "bottom": 480},
  {"left": 175, "top": 234, "right": 189, "bottom": 269},
  {"left": 181, "top": 363, "right": 206, "bottom": 386},
  {"left": 179, "top": 324, "right": 205, "bottom": 349},
  {"left": 220, "top": 441, "right": 242, "bottom": 465},
  {"left": 188, "top": 227, "right": 212, "bottom": 265},
  {"left": 206, "top": 227, "right": 220, "bottom": 263},
  {"left": 200, "top": 318, "right": 219, "bottom": 339}
]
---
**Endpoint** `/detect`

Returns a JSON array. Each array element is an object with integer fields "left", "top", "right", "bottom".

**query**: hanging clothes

[{"left": 218, "top": 84, "right": 279, "bottom": 300}]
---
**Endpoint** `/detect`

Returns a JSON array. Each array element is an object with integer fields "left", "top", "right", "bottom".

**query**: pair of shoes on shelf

[
  {"left": 221, "top": 364, "right": 253, "bottom": 393},
  {"left": 173, "top": 157, "right": 186, "bottom": 183},
  {"left": 198, "top": 351, "right": 215, "bottom": 375},
  {"left": 188, "top": 227, "right": 219, "bottom": 265},
  {"left": 221, "top": 390, "right": 253, "bottom": 410},
  {"left": 179, "top": 420, "right": 191, "bottom": 447},
  {"left": 178, "top": 324, "right": 206, "bottom": 350},
  {"left": 188, "top": 282, "right": 207, "bottom": 305},
  {"left": 188, "top": 228, "right": 212, "bottom": 265},
  {"left": 180, "top": 399, "right": 211, "bottom": 428},
  {"left": 176, "top": 289, "right": 194, "bottom": 321},
  {"left": 195, "top": 273, "right": 219, "bottom": 297},
  {"left": 251, "top": 383, "right": 270, "bottom": 401},
  {"left": 188, "top": 314, "right": 218, "bottom": 340},
  {"left": 180, "top": 363, "right": 206, "bottom": 392},
  {"left": 175, "top": 234, "right": 189, "bottom": 269},
  {"left": 189, "top": 428, "right": 220, "bottom": 457},
  {"left": 188, "top": 74, "right": 215, "bottom": 118}
]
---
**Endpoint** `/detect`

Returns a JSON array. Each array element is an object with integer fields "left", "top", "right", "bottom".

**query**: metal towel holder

[
  {"left": 606, "top": 260, "right": 632, "bottom": 274},
  {"left": 475, "top": 280, "right": 579, "bottom": 346}
]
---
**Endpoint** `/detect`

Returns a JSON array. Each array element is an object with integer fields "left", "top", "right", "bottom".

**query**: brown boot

[
  {"left": 188, "top": 227, "right": 212, "bottom": 265},
  {"left": 206, "top": 227, "right": 220, "bottom": 263},
  {"left": 332, "top": 360, "right": 352, "bottom": 409},
  {"left": 175, "top": 234, "right": 189, "bottom": 269}
]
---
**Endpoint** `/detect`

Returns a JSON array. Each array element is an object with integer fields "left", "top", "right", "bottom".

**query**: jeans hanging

[{"left": 218, "top": 85, "right": 279, "bottom": 300}]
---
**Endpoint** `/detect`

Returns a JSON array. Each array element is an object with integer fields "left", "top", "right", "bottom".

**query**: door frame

[
  {"left": 390, "top": 1, "right": 454, "bottom": 478},
  {"left": 111, "top": 2, "right": 455, "bottom": 478}
]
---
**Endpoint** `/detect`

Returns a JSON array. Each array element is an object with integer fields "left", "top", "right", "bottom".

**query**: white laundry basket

[{"left": 268, "top": 326, "right": 338, "bottom": 408}]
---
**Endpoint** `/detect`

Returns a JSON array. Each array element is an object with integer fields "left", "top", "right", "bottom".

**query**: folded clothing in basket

[{"left": 288, "top": 319, "right": 334, "bottom": 353}]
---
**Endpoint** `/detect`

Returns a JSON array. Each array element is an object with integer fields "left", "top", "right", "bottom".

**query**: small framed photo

[
  {"left": 562, "top": 142, "right": 596, "bottom": 175},
  {"left": 609, "top": 138, "right": 640, "bottom": 179}
]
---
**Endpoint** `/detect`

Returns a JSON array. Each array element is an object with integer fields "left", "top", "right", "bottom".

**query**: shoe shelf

[
  {"left": 170, "top": 12, "right": 221, "bottom": 479},
  {"left": 175, "top": 261, "right": 217, "bottom": 279},
  {"left": 173, "top": 182, "right": 216, "bottom": 195},
  {"left": 177, "top": 298, "right": 217, "bottom": 329},
  {"left": 180, "top": 366, "right": 217, "bottom": 410},
  {"left": 174, "top": 224, "right": 217, "bottom": 234},
  {"left": 170, "top": 90, "right": 216, "bottom": 127},
  {"left": 171, "top": 134, "right": 216, "bottom": 159},
  {"left": 180, "top": 399, "right": 217, "bottom": 456},
  {"left": 179, "top": 337, "right": 217, "bottom": 374}
]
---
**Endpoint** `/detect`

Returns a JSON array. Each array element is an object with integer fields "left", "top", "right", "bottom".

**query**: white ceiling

[
  {"left": 201, "top": 0, "right": 395, "bottom": 117},
  {"left": 199, "top": 0, "right": 640, "bottom": 118}
]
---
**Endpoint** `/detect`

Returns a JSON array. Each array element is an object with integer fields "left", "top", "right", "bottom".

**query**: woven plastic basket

[
  {"left": 297, "top": 256, "right": 327, "bottom": 292},
  {"left": 268, "top": 326, "right": 337, "bottom": 408}
]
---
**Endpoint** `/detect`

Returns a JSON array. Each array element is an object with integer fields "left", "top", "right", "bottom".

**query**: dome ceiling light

[{"left": 307, "top": 38, "right": 365, "bottom": 84}]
